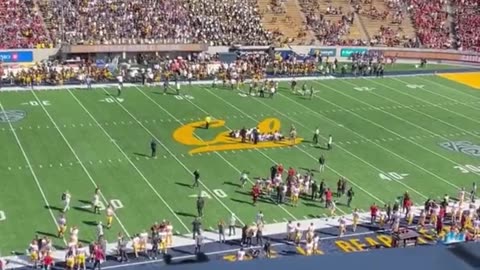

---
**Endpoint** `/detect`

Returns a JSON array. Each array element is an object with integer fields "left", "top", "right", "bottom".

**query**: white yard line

[
  {"left": 284, "top": 83, "right": 462, "bottom": 193},
  {"left": 416, "top": 76, "right": 480, "bottom": 111},
  {"left": 0, "top": 102, "right": 67, "bottom": 245},
  {"left": 136, "top": 86, "right": 298, "bottom": 220},
  {"left": 318, "top": 79, "right": 478, "bottom": 183},
  {"left": 376, "top": 78, "right": 480, "bottom": 137},
  {"left": 66, "top": 89, "right": 191, "bottom": 233},
  {"left": 99, "top": 87, "right": 245, "bottom": 226},
  {"left": 202, "top": 87, "right": 385, "bottom": 208},
  {"left": 28, "top": 90, "right": 132, "bottom": 238}
]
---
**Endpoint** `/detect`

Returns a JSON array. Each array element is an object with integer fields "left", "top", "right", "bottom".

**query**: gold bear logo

[{"left": 173, "top": 118, "right": 303, "bottom": 154}]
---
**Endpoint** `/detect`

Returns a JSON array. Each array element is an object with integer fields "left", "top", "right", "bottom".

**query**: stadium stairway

[
  {"left": 315, "top": 0, "right": 366, "bottom": 41},
  {"left": 258, "top": 0, "right": 316, "bottom": 45},
  {"left": 357, "top": 0, "right": 416, "bottom": 44}
]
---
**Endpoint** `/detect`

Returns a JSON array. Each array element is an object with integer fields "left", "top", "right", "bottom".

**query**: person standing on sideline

[
  {"left": 327, "top": 135, "right": 333, "bottom": 150},
  {"left": 347, "top": 187, "right": 354, "bottom": 207},
  {"left": 196, "top": 195, "right": 205, "bottom": 217},
  {"left": 150, "top": 139, "right": 157, "bottom": 158},
  {"left": 256, "top": 222, "right": 264, "bottom": 246},
  {"left": 311, "top": 180, "right": 318, "bottom": 200},
  {"left": 312, "top": 127, "right": 320, "bottom": 145},
  {"left": 309, "top": 86, "right": 314, "bottom": 100},
  {"left": 471, "top": 182, "right": 477, "bottom": 203},
  {"left": 229, "top": 214, "right": 237, "bottom": 236},
  {"left": 192, "top": 217, "right": 201, "bottom": 239},
  {"left": 86, "top": 75, "right": 92, "bottom": 89},
  {"left": 370, "top": 203, "right": 378, "bottom": 224},
  {"left": 318, "top": 155, "right": 325, "bottom": 172},
  {"left": 218, "top": 219, "right": 226, "bottom": 243},
  {"left": 205, "top": 116, "right": 212, "bottom": 129},
  {"left": 194, "top": 232, "right": 203, "bottom": 254},
  {"left": 92, "top": 246, "right": 105, "bottom": 270},
  {"left": 192, "top": 170, "right": 200, "bottom": 188}
]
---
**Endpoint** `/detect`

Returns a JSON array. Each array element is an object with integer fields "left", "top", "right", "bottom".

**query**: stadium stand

[
  {"left": 0, "top": 0, "right": 52, "bottom": 49},
  {"left": 258, "top": 0, "right": 315, "bottom": 45},
  {"left": 0, "top": 0, "right": 477, "bottom": 51},
  {"left": 453, "top": 0, "right": 480, "bottom": 52},
  {"left": 405, "top": 0, "right": 453, "bottom": 49}
]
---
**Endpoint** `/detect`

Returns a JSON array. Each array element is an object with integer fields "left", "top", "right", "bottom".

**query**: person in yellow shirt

[
  {"left": 205, "top": 116, "right": 212, "bottom": 129},
  {"left": 106, "top": 204, "right": 114, "bottom": 229}
]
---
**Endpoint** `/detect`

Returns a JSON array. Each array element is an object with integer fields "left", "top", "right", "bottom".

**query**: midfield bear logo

[
  {"left": 173, "top": 118, "right": 303, "bottom": 154},
  {"left": 0, "top": 110, "right": 26, "bottom": 123}
]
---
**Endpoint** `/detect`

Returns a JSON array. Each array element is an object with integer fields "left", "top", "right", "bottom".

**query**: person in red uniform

[
  {"left": 402, "top": 192, "right": 410, "bottom": 213},
  {"left": 252, "top": 185, "right": 261, "bottom": 206},
  {"left": 93, "top": 246, "right": 105, "bottom": 270},
  {"left": 277, "top": 164, "right": 284, "bottom": 175},
  {"left": 403, "top": 198, "right": 412, "bottom": 218},
  {"left": 370, "top": 203, "right": 378, "bottom": 224},
  {"left": 325, "top": 188, "right": 332, "bottom": 208},
  {"left": 43, "top": 252, "right": 54, "bottom": 270}
]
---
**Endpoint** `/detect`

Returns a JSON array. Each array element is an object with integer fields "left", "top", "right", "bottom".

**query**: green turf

[{"left": 1, "top": 74, "right": 480, "bottom": 254}]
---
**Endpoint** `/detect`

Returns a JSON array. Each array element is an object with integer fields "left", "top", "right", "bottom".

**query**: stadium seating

[
  {"left": 356, "top": 0, "right": 417, "bottom": 47},
  {"left": 0, "top": 0, "right": 478, "bottom": 50},
  {"left": 258, "top": 0, "right": 316, "bottom": 45},
  {"left": 452, "top": 0, "right": 480, "bottom": 52},
  {"left": 0, "top": 0, "right": 51, "bottom": 49},
  {"left": 404, "top": 0, "right": 453, "bottom": 49}
]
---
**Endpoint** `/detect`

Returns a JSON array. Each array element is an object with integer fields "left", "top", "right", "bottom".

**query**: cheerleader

[
  {"left": 76, "top": 244, "right": 87, "bottom": 270},
  {"left": 70, "top": 226, "right": 79, "bottom": 244},
  {"left": 28, "top": 240, "right": 39, "bottom": 269},
  {"left": 329, "top": 200, "right": 337, "bottom": 217},
  {"left": 166, "top": 221, "right": 173, "bottom": 247},
  {"left": 418, "top": 210, "right": 426, "bottom": 228},
  {"left": 406, "top": 209, "right": 414, "bottom": 225},
  {"left": 338, "top": 216, "right": 346, "bottom": 237},
  {"left": 306, "top": 223, "right": 315, "bottom": 242},
  {"left": 459, "top": 188, "right": 466, "bottom": 206},
  {"left": 352, "top": 208, "right": 359, "bottom": 232},
  {"left": 294, "top": 223, "right": 303, "bottom": 246},
  {"left": 305, "top": 239, "right": 314, "bottom": 256},
  {"left": 312, "top": 234, "right": 320, "bottom": 253}
]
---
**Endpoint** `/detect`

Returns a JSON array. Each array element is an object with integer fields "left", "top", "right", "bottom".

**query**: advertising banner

[
  {"left": 0, "top": 51, "right": 34, "bottom": 63},
  {"left": 309, "top": 48, "right": 337, "bottom": 57},
  {"left": 340, "top": 48, "right": 367, "bottom": 57}
]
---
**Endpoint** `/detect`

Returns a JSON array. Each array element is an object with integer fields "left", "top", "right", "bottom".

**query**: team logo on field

[
  {"left": 439, "top": 141, "right": 480, "bottom": 157},
  {"left": 0, "top": 110, "right": 26, "bottom": 123},
  {"left": 173, "top": 117, "right": 303, "bottom": 154}
]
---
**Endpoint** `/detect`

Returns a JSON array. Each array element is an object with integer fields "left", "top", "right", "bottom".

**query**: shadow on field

[
  {"left": 134, "top": 152, "right": 150, "bottom": 157},
  {"left": 175, "top": 182, "right": 192, "bottom": 188},
  {"left": 223, "top": 181, "right": 241, "bottom": 187},
  {"left": 44, "top": 205, "right": 63, "bottom": 212},
  {"left": 175, "top": 212, "right": 197, "bottom": 218},
  {"left": 83, "top": 221, "right": 99, "bottom": 227},
  {"left": 36, "top": 231, "right": 57, "bottom": 238},
  {"left": 230, "top": 198, "right": 252, "bottom": 205}
]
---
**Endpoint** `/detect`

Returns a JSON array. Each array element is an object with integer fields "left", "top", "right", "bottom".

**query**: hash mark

[
  {"left": 49, "top": 164, "right": 53, "bottom": 167},
  {"left": 59, "top": 163, "right": 63, "bottom": 167},
  {"left": 69, "top": 162, "right": 73, "bottom": 166},
  {"left": 39, "top": 165, "right": 43, "bottom": 168},
  {"left": 8, "top": 167, "right": 11, "bottom": 170},
  {"left": 273, "top": 219, "right": 278, "bottom": 223},
  {"left": 18, "top": 166, "right": 22, "bottom": 170}
]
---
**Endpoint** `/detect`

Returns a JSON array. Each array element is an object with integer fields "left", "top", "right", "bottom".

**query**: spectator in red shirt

[
  {"left": 252, "top": 185, "right": 261, "bottom": 206},
  {"left": 277, "top": 164, "right": 284, "bottom": 175},
  {"left": 43, "top": 253, "right": 54, "bottom": 270},
  {"left": 325, "top": 188, "right": 332, "bottom": 208},
  {"left": 370, "top": 203, "right": 378, "bottom": 224},
  {"left": 93, "top": 246, "right": 105, "bottom": 270}
]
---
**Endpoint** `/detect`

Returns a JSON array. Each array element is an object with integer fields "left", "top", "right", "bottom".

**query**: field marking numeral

[
  {"left": 213, "top": 189, "right": 228, "bottom": 198},
  {"left": 238, "top": 93, "right": 248, "bottom": 97},
  {"left": 0, "top": 210, "right": 5, "bottom": 221},
  {"left": 454, "top": 165, "right": 480, "bottom": 174},
  {"left": 27, "top": 100, "right": 51, "bottom": 106},
  {"left": 174, "top": 95, "right": 194, "bottom": 100},
  {"left": 406, "top": 84, "right": 424, "bottom": 89},
  {"left": 191, "top": 189, "right": 227, "bottom": 199},
  {"left": 104, "top": 97, "right": 124, "bottom": 103},
  {"left": 353, "top": 87, "right": 374, "bottom": 92},
  {"left": 379, "top": 172, "right": 408, "bottom": 181},
  {"left": 110, "top": 199, "right": 124, "bottom": 209}
]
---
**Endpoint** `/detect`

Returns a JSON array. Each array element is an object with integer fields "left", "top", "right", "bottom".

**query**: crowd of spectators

[
  {"left": 405, "top": 0, "right": 453, "bottom": 49},
  {"left": 37, "top": 0, "right": 273, "bottom": 46},
  {"left": 0, "top": 0, "right": 52, "bottom": 49},
  {"left": 299, "top": 0, "right": 366, "bottom": 46},
  {"left": 453, "top": 0, "right": 480, "bottom": 52}
]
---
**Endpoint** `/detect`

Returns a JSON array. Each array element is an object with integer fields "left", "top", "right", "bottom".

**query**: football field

[{"left": 1, "top": 74, "right": 480, "bottom": 254}]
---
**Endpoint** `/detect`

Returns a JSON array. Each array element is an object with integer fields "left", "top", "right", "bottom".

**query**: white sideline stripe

[
  {"left": 66, "top": 89, "right": 191, "bottom": 233},
  {"left": 28, "top": 89, "right": 132, "bottom": 238},
  {"left": 101, "top": 87, "right": 245, "bottom": 226},
  {"left": 0, "top": 103, "right": 67, "bottom": 246}
]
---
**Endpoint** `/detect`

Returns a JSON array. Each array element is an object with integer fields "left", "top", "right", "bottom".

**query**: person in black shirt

[
  {"left": 196, "top": 195, "right": 205, "bottom": 217},
  {"left": 192, "top": 217, "right": 201, "bottom": 239},
  {"left": 347, "top": 187, "right": 354, "bottom": 207},
  {"left": 264, "top": 240, "right": 272, "bottom": 258},
  {"left": 311, "top": 181, "right": 318, "bottom": 200},
  {"left": 150, "top": 139, "right": 157, "bottom": 158},
  {"left": 192, "top": 170, "right": 200, "bottom": 188},
  {"left": 270, "top": 165, "right": 277, "bottom": 180}
]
